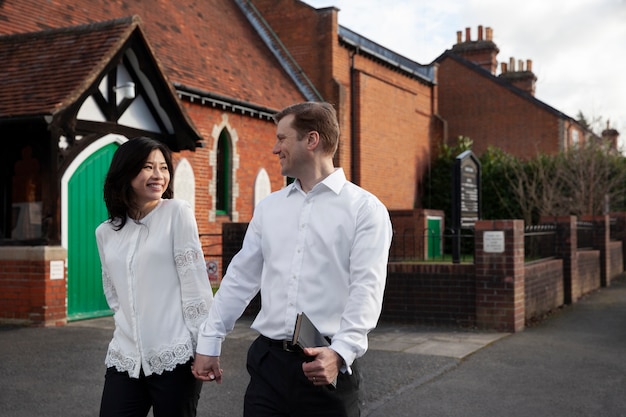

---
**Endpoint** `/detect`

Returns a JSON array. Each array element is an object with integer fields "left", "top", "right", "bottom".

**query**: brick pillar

[
  {"left": 581, "top": 214, "right": 610, "bottom": 287},
  {"left": 0, "top": 246, "right": 67, "bottom": 326},
  {"left": 542, "top": 216, "right": 578, "bottom": 304},
  {"left": 610, "top": 212, "right": 626, "bottom": 271},
  {"left": 474, "top": 220, "right": 525, "bottom": 332}
]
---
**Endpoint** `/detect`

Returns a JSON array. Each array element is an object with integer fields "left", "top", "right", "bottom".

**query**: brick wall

[
  {"left": 252, "top": 0, "right": 435, "bottom": 210},
  {"left": 389, "top": 209, "right": 445, "bottom": 261},
  {"left": 383, "top": 263, "right": 475, "bottom": 327},
  {"left": 474, "top": 220, "right": 525, "bottom": 332},
  {"left": 524, "top": 259, "right": 564, "bottom": 321},
  {"left": 438, "top": 57, "right": 563, "bottom": 158},
  {"left": 577, "top": 250, "right": 601, "bottom": 298},
  {"left": 352, "top": 67, "right": 433, "bottom": 209},
  {"left": 179, "top": 102, "right": 282, "bottom": 237},
  {"left": 0, "top": 246, "right": 67, "bottom": 326},
  {"left": 609, "top": 241, "right": 623, "bottom": 281}
]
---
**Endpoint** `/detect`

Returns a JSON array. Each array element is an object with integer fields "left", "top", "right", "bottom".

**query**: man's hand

[
  {"left": 301, "top": 347, "right": 342, "bottom": 386},
  {"left": 191, "top": 353, "right": 223, "bottom": 383}
]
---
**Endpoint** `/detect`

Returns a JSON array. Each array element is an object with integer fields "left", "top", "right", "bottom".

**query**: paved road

[{"left": 1, "top": 274, "right": 624, "bottom": 416}]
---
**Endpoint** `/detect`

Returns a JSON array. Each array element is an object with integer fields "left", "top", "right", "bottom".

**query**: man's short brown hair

[{"left": 273, "top": 102, "right": 339, "bottom": 155}]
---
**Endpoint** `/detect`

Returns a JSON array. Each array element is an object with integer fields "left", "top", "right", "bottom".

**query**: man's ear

[{"left": 306, "top": 131, "right": 320, "bottom": 150}]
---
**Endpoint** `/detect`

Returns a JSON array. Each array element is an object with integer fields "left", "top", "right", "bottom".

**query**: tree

[{"left": 424, "top": 136, "right": 626, "bottom": 226}]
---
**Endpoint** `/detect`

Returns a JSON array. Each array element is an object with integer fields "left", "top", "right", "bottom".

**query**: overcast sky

[{"left": 302, "top": 0, "right": 626, "bottom": 148}]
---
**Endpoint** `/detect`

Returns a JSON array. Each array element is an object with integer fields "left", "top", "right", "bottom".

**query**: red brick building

[
  {"left": 0, "top": 0, "right": 438, "bottom": 325},
  {"left": 436, "top": 25, "right": 593, "bottom": 158}
]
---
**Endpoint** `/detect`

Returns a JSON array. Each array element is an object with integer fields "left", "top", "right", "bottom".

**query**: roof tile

[
  {"left": 0, "top": 0, "right": 306, "bottom": 111},
  {"left": 0, "top": 17, "right": 136, "bottom": 117}
]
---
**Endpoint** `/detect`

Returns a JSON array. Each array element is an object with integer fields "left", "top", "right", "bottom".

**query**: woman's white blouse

[{"left": 95, "top": 199, "right": 213, "bottom": 378}]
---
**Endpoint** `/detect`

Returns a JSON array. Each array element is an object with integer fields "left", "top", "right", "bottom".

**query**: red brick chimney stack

[
  {"left": 451, "top": 25, "right": 499, "bottom": 75},
  {"left": 602, "top": 120, "right": 620, "bottom": 150},
  {"left": 499, "top": 56, "right": 537, "bottom": 96}
]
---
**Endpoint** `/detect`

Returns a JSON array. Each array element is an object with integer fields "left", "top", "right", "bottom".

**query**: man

[{"left": 193, "top": 101, "right": 392, "bottom": 416}]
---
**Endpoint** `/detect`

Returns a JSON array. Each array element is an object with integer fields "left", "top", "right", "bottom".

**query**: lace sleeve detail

[
  {"left": 175, "top": 247, "right": 212, "bottom": 339},
  {"left": 183, "top": 299, "right": 210, "bottom": 328},
  {"left": 102, "top": 270, "right": 119, "bottom": 312},
  {"left": 174, "top": 248, "right": 205, "bottom": 277}
]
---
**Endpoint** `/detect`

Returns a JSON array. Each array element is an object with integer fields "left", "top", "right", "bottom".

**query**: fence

[
  {"left": 389, "top": 228, "right": 475, "bottom": 262},
  {"left": 524, "top": 224, "right": 557, "bottom": 261},
  {"left": 390, "top": 219, "right": 621, "bottom": 264},
  {"left": 577, "top": 220, "right": 595, "bottom": 249}
]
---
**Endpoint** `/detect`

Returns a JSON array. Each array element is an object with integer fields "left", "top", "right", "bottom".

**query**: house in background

[
  {"left": 434, "top": 25, "right": 614, "bottom": 158},
  {"left": 0, "top": 0, "right": 439, "bottom": 325}
]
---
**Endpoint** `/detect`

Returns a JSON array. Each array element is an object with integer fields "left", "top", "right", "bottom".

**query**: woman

[{"left": 96, "top": 137, "right": 213, "bottom": 417}]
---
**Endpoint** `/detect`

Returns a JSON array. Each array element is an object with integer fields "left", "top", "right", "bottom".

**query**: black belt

[{"left": 259, "top": 335, "right": 302, "bottom": 353}]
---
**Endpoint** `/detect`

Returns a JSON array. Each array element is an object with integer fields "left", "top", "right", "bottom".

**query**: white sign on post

[
  {"left": 50, "top": 260, "right": 65, "bottom": 280},
  {"left": 483, "top": 231, "right": 505, "bottom": 253}
]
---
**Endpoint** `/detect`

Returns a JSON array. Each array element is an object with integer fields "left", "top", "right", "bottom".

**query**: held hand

[
  {"left": 301, "top": 347, "right": 342, "bottom": 386},
  {"left": 191, "top": 353, "right": 223, "bottom": 383}
]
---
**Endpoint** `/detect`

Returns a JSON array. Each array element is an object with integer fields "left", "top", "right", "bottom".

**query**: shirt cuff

[
  {"left": 330, "top": 340, "right": 356, "bottom": 375},
  {"left": 195, "top": 335, "right": 223, "bottom": 357}
]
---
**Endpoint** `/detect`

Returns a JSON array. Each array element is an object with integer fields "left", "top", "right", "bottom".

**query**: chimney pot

[
  {"left": 509, "top": 57, "right": 515, "bottom": 71},
  {"left": 478, "top": 25, "right": 484, "bottom": 40},
  {"left": 518, "top": 59, "right": 524, "bottom": 71},
  {"left": 456, "top": 30, "right": 462, "bottom": 44},
  {"left": 465, "top": 27, "right": 471, "bottom": 42},
  {"left": 526, "top": 59, "right": 533, "bottom": 72},
  {"left": 486, "top": 27, "right": 493, "bottom": 41},
  {"left": 501, "top": 62, "right": 508, "bottom": 73}
]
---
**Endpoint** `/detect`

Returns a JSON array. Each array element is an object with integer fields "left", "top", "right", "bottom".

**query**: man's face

[{"left": 272, "top": 114, "right": 309, "bottom": 178}]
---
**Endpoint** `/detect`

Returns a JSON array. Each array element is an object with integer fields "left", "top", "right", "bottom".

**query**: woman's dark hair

[{"left": 103, "top": 137, "right": 174, "bottom": 230}]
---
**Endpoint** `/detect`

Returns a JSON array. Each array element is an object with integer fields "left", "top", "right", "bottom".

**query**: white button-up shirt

[
  {"left": 197, "top": 169, "right": 392, "bottom": 368},
  {"left": 96, "top": 199, "right": 213, "bottom": 378}
]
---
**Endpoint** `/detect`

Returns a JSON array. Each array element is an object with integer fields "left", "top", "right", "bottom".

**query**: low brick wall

[
  {"left": 577, "top": 250, "right": 601, "bottom": 298},
  {"left": 609, "top": 241, "right": 623, "bottom": 281},
  {"left": 382, "top": 263, "right": 475, "bottom": 327},
  {"left": 0, "top": 246, "right": 67, "bottom": 326},
  {"left": 524, "top": 259, "right": 564, "bottom": 321}
]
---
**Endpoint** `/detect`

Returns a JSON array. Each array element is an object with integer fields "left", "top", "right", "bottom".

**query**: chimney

[
  {"left": 450, "top": 25, "right": 499, "bottom": 75},
  {"left": 602, "top": 121, "right": 620, "bottom": 150},
  {"left": 499, "top": 56, "right": 537, "bottom": 96}
]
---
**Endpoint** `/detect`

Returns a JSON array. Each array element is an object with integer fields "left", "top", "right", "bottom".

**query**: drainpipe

[{"left": 350, "top": 49, "right": 360, "bottom": 185}]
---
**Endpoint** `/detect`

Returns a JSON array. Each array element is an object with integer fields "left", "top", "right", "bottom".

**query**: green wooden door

[
  {"left": 67, "top": 142, "right": 118, "bottom": 320},
  {"left": 427, "top": 217, "right": 442, "bottom": 260}
]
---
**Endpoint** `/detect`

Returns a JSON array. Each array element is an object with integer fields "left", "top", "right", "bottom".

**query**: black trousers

[
  {"left": 244, "top": 336, "right": 361, "bottom": 417},
  {"left": 99, "top": 359, "right": 202, "bottom": 417}
]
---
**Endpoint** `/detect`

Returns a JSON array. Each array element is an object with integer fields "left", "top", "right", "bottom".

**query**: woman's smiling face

[{"left": 130, "top": 148, "right": 170, "bottom": 210}]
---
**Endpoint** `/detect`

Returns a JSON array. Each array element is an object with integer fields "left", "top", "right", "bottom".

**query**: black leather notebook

[{"left": 292, "top": 312, "right": 337, "bottom": 388}]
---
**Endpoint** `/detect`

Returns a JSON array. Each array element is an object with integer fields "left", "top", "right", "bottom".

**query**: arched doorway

[{"left": 61, "top": 135, "right": 126, "bottom": 320}]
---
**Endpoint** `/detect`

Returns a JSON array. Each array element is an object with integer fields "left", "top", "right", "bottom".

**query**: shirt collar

[{"left": 287, "top": 168, "right": 346, "bottom": 196}]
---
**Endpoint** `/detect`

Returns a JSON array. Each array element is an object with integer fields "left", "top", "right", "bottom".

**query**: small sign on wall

[
  {"left": 50, "top": 260, "right": 65, "bottom": 280},
  {"left": 483, "top": 231, "right": 505, "bottom": 253}
]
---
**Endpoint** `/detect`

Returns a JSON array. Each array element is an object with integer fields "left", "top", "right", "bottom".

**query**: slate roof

[
  {"left": 0, "top": 0, "right": 306, "bottom": 112},
  {"left": 0, "top": 17, "right": 137, "bottom": 118}
]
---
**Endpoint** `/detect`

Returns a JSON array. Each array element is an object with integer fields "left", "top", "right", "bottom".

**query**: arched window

[{"left": 216, "top": 129, "right": 231, "bottom": 215}]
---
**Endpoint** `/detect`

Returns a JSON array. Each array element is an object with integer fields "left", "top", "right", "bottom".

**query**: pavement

[{"left": 1, "top": 274, "right": 625, "bottom": 416}]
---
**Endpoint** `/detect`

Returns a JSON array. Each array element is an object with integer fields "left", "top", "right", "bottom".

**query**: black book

[{"left": 292, "top": 312, "right": 337, "bottom": 388}]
